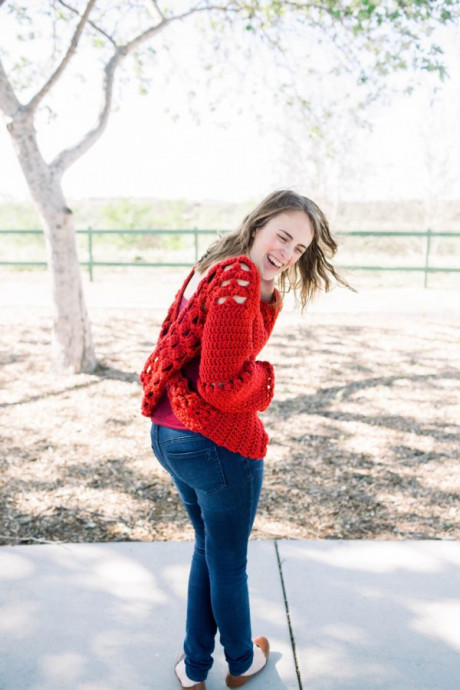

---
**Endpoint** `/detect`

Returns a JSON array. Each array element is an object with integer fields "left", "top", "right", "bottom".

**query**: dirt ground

[{"left": 1, "top": 284, "right": 459, "bottom": 546}]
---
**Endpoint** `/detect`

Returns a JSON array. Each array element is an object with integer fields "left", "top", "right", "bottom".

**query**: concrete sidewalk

[{"left": 1, "top": 540, "right": 459, "bottom": 690}]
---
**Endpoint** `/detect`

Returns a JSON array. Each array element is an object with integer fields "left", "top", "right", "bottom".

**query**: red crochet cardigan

[{"left": 140, "top": 256, "right": 282, "bottom": 459}]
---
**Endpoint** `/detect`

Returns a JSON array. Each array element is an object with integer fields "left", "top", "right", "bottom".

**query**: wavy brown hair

[{"left": 197, "top": 189, "right": 356, "bottom": 310}]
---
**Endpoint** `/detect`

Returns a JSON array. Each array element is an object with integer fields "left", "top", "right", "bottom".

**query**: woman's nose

[
  {"left": 281, "top": 246, "right": 293, "bottom": 263},
  {"left": 278, "top": 245, "right": 287, "bottom": 260}
]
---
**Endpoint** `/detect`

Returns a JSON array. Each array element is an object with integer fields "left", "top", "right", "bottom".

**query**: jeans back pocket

[{"left": 163, "top": 442, "right": 226, "bottom": 494}]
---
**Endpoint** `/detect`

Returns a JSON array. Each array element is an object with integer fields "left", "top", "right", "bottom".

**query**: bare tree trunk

[
  {"left": 0, "top": 6, "right": 170, "bottom": 375},
  {"left": 7, "top": 113, "right": 96, "bottom": 373}
]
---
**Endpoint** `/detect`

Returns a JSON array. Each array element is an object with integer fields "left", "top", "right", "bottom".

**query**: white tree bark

[
  {"left": 0, "top": 0, "right": 204, "bottom": 373},
  {"left": 6, "top": 111, "right": 96, "bottom": 372},
  {"left": 0, "top": 1, "right": 99, "bottom": 373},
  {"left": 0, "top": 1, "right": 170, "bottom": 373}
]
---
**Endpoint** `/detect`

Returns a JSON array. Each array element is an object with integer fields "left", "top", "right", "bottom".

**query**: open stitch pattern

[{"left": 140, "top": 256, "right": 281, "bottom": 459}]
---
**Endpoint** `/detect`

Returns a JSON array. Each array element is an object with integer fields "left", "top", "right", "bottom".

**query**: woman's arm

[{"left": 197, "top": 259, "right": 275, "bottom": 413}]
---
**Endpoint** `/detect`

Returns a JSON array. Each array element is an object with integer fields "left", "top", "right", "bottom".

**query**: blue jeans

[{"left": 150, "top": 423, "right": 264, "bottom": 682}]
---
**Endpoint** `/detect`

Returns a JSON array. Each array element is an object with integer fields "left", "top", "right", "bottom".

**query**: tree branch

[
  {"left": 51, "top": 17, "right": 170, "bottom": 173},
  {"left": 27, "top": 0, "right": 97, "bottom": 114},
  {"left": 51, "top": 3, "right": 236, "bottom": 173},
  {"left": 50, "top": 51, "right": 118, "bottom": 174},
  {"left": 150, "top": 1, "right": 165, "bottom": 21},
  {"left": 0, "top": 58, "right": 21, "bottom": 118},
  {"left": 122, "top": 4, "right": 234, "bottom": 55},
  {"left": 56, "top": 0, "right": 118, "bottom": 48}
]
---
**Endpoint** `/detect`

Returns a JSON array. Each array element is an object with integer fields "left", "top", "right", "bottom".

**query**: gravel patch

[{"left": 1, "top": 285, "right": 459, "bottom": 545}]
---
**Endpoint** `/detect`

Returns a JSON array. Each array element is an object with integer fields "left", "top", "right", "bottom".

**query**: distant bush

[{"left": 0, "top": 202, "right": 40, "bottom": 229}]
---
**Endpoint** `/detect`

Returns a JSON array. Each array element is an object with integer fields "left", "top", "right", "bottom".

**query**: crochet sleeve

[{"left": 197, "top": 259, "right": 275, "bottom": 413}]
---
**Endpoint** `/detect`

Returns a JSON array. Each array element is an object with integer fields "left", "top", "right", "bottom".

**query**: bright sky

[{"left": 0, "top": 12, "right": 459, "bottom": 204}]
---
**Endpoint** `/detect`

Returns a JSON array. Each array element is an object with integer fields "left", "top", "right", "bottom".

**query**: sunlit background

[{"left": 1, "top": 15, "right": 459, "bottom": 209}]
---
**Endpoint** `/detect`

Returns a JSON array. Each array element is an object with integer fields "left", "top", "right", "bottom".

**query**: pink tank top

[{"left": 151, "top": 296, "right": 200, "bottom": 429}]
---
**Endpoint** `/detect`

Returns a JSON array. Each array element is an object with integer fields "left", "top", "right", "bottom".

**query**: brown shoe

[
  {"left": 225, "top": 637, "right": 270, "bottom": 688},
  {"left": 174, "top": 652, "right": 206, "bottom": 690}
]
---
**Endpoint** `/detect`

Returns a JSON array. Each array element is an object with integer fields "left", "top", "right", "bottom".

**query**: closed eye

[{"left": 278, "top": 232, "right": 306, "bottom": 255}]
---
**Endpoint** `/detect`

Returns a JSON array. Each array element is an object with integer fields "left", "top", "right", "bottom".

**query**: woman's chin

[{"left": 251, "top": 256, "right": 279, "bottom": 281}]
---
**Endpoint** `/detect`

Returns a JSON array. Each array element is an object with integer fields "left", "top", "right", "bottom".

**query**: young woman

[{"left": 140, "top": 189, "right": 353, "bottom": 689}]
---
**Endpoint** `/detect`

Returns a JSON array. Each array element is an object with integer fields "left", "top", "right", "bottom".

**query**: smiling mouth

[{"left": 267, "top": 254, "right": 283, "bottom": 269}]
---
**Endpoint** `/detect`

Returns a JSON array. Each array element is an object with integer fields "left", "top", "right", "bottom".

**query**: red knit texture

[{"left": 140, "top": 256, "right": 281, "bottom": 459}]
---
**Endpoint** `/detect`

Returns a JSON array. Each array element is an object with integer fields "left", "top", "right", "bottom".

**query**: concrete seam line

[{"left": 274, "top": 539, "right": 303, "bottom": 690}]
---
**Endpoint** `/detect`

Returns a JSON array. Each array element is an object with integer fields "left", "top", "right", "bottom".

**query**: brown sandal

[{"left": 225, "top": 637, "right": 270, "bottom": 688}]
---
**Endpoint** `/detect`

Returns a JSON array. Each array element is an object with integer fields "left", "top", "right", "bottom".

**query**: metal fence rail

[{"left": 1, "top": 228, "right": 459, "bottom": 288}]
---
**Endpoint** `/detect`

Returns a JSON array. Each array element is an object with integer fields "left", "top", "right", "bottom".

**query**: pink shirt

[{"left": 151, "top": 296, "right": 200, "bottom": 429}]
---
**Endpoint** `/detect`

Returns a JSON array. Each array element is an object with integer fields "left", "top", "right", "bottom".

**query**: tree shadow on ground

[
  {"left": 1, "top": 309, "right": 458, "bottom": 545},
  {"left": 93, "top": 362, "right": 140, "bottom": 383}
]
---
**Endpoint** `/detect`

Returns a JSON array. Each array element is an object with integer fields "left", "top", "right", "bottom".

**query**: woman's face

[{"left": 248, "top": 210, "right": 314, "bottom": 281}]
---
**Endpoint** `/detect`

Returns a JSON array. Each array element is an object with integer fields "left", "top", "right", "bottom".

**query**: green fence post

[
  {"left": 194, "top": 227, "right": 199, "bottom": 263},
  {"left": 88, "top": 227, "right": 94, "bottom": 282},
  {"left": 424, "top": 229, "right": 431, "bottom": 289}
]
